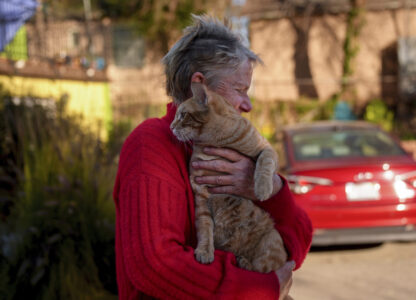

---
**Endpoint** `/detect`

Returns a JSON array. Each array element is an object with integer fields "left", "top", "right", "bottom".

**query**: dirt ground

[{"left": 290, "top": 242, "right": 416, "bottom": 300}]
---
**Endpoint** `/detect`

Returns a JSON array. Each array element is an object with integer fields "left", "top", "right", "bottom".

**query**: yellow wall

[{"left": 0, "top": 75, "right": 112, "bottom": 137}]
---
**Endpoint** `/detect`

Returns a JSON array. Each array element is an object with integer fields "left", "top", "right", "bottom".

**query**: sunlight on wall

[{"left": 0, "top": 75, "right": 112, "bottom": 138}]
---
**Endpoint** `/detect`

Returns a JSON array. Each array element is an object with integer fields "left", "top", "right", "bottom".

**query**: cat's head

[{"left": 170, "top": 82, "right": 236, "bottom": 143}]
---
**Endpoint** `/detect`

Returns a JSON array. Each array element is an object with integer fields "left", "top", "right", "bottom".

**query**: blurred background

[{"left": 0, "top": 0, "right": 415, "bottom": 299}]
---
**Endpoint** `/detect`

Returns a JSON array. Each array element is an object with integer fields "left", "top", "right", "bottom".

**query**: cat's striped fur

[{"left": 170, "top": 82, "right": 288, "bottom": 274}]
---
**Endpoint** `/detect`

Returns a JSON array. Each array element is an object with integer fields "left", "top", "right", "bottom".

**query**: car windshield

[{"left": 291, "top": 128, "right": 406, "bottom": 161}]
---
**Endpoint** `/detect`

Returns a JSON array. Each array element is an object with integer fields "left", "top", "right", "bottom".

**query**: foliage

[
  {"left": 246, "top": 99, "right": 323, "bottom": 150},
  {"left": 0, "top": 91, "right": 129, "bottom": 299},
  {"left": 341, "top": 1, "right": 366, "bottom": 96},
  {"left": 342, "top": 7, "right": 365, "bottom": 79},
  {"left": 43, "top": 0, "right": 85, "bottom": 18},
  {"left": 96, "top": 0, "right": 207, "bottom": 53},
  {"left": 318, "top": 96, "right": 340, "bottom": 120},
  {"left": 395, "top": 124, "right": 416, "bottom": 140},
  {"left": 0, "top": 85, "right": 14, "bottom": 220},
  {"left": 338, "top": 0, "right": 365, "bottom": 110},
  {"left": 44, "top": 0, "right": 208, "bottom": 54},
  {"left": 363, "top": 99, "right": 394, "bottom": 132}
]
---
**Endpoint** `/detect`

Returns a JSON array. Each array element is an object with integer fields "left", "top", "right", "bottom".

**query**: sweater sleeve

[
  {"left": 256, "top": 177, "right": 313, "bottom": 270},
  {"left": 114, "top": 121, "right": 282, "bottom": 299}
]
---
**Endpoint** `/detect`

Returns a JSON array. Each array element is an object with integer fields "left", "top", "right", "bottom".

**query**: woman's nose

[{"left": 239, "top": 96, "right": 252, "bottom": 113}]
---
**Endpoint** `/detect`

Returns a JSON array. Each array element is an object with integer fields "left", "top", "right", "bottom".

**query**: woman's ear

[{"left": 191, "top": 72, "right": 205, "bottom": 83}]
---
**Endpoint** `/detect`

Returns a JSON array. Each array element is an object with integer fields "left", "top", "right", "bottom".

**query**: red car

[{"left": 281, "top": 121, "right": 416, "bottom": 246}]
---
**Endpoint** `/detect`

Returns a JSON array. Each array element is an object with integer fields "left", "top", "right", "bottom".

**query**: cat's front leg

[
  {"left": 194, "top": 193, "right": 215, "bottom": 264},
  {"left": 254, "top": 147, "right": 279, "bottom": 201}
]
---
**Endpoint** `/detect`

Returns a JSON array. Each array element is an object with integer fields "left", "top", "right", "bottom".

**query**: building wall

[
  {"left": 25, "top": 20, "right": 110, "bottom": 62},
  {"left": 355, "top": 9, "right": 416, "bottom": 102},
  {"left": 107, "top": 7, "right": 416, "bottom": 113},
  {"left": 107, "top": 61, "right": 169, "bottom": 122},
  {"left": 0, "top": 75, "right": 112, "bottom": 137},
  {"left": 249, "top": 8, "right": 416, "bottom": 103},
  {"left": 5, "top": 8, "right": 415, "bottom": 126}
]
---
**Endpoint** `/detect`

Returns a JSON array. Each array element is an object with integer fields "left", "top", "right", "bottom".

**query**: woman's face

[{"left": 213, "top": 59, "right": 253, "bottom": 114}]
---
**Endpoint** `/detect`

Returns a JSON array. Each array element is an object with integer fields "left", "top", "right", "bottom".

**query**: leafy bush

[
  {"left": 363, "top": 99, "right": 394, "bottom": 132},
  {"left": 0, "top": 93, "right": 128, "bottom": 299}
]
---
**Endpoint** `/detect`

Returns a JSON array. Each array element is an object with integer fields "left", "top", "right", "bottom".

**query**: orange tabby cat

[{"left": 170, "top": 82, "right": 288, "bottom": 274}]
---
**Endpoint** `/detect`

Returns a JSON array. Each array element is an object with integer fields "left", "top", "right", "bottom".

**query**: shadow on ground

[{"left": 310, "top": 242, "right": 383, "bottom": 252}]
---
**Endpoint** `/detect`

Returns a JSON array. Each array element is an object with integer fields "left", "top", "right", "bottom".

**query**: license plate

[{"left": 345, "top": 182, "right": 380, "bottom": 201}]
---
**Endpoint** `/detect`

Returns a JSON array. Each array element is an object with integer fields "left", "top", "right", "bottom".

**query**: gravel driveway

[{"left": 291, "top": 242, "right": 416, "bottom": 300}]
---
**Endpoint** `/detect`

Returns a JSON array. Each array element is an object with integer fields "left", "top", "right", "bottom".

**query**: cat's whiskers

[{"left": 174, "top": 129, "right": 192, "bottom": 142}]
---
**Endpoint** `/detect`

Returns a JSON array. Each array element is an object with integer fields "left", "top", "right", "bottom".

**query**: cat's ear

[{"left": 191, "top": 82, "right": 208, "bottom": 107}]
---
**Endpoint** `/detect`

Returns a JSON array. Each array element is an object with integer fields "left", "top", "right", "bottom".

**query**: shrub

[
  {"left": 363, "top": 99, "right": 394, "bottom": 132},
  {"left": 0, "top": 93, "right": 128, "bottom": 299}
]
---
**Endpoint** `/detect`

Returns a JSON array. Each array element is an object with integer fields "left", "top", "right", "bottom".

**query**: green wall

[{"left": 1, "top": 26, "right": 28, "bottom": 61}]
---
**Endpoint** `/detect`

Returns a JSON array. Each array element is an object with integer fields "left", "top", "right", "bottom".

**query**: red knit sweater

[{"left": 113, "top": 103, "right": 313, "bottom": 300}]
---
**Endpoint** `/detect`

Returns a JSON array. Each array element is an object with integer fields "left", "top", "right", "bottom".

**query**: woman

[{"left": 113, "top": 15, "right": 312, "bottom": 299}]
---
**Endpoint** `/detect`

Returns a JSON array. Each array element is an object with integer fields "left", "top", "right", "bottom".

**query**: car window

[{"left": 291, "top": 129, "right": 405, "bottom": 160}]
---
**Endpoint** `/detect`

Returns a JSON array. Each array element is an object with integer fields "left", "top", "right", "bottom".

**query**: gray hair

[{"left": 162, "top": 14, "right": 262, "bottom": 104}]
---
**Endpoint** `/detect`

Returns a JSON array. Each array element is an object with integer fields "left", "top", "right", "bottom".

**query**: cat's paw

[
  {"left": 254, "top": 177, "right": 274, "bottom": 201},
  {"left": 194, "top": 246, "right": 214, "bottom": 264},
  {"left": 237, "top": 256, "right": 253, "bottom": 271}
]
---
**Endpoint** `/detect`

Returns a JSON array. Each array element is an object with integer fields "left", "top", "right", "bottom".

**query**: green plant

[
  {"left": 363, "top": 99, "right": 394, "bottom": 132},
  {"left": 96, "top": 0, "right": 206, "bottom": 54},
  {"left": 0, "top": 94, "right": 126, "bottom": 299},
  {"left": 341, "top": 3, "right": 366, "bottom": 92}
]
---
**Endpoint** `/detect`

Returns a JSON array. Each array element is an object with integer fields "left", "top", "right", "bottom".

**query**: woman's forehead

[{"left": 226, "top": 63, "right": 252, "bottom": 85}]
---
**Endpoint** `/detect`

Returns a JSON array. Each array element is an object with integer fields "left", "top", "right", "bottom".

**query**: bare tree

[{"left": 279, "top": 1, "right": 319, "bottom": 99}]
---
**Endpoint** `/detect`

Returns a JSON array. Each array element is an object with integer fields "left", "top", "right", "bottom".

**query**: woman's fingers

[
  {"left": 191, "top": 159, "right": 233, "bottom": 173},
  {"left": 191, "top": 147, "right": 257, "bottom": 200},
  {"left": 208, "top": 185, "right": 235, "bottom": 195},
  {"left": 195, "top": 175, "right": 233, "bottom": 186}
]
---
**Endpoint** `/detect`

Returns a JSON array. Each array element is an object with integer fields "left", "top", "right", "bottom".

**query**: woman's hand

[
  {"left": 276, "top": 260, "right": 295, "bottom": 300},
  {"left": 191, "top": 147, "right": 282, "bottom": 201}
]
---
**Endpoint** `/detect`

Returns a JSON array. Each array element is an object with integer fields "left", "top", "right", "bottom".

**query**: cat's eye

[{"left": 180, "top": 112, "right": 187, "bottom": 119}]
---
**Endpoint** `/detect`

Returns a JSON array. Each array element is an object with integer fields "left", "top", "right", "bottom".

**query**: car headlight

[{"left": 287, "top": 175, "right": 333, "bottom": 194}]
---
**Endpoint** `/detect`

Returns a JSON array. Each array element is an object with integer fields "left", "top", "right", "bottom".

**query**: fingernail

[
  {"left": 289, "top": 260, "right": 296, "bottom": 269},
  {"left": 204, "top": 147, "right": 211, "bottom": 152},
  {"left": 192, "top": 162, "right": 198, "bottom": 168}
]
